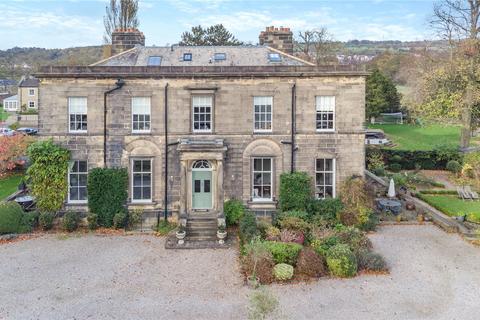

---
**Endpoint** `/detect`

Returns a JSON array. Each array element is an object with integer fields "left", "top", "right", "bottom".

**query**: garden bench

[
  {"left": 456, "top": 186, "right": 471, "bottom": 200},
  {"left": 464, "top": 186, "right": 479, "bottom": 200}
]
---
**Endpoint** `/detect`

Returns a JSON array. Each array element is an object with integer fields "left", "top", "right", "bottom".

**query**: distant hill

[{"left": 0, "top": 46, "right": 103, "bottom": 80}]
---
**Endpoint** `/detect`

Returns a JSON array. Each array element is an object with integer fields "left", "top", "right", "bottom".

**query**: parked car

[
  {"left": 16, "top": 127, "right": 38, "bottom": 135},
  {"left": 0, "top": 127, "right": 14, "bottom": 136}
]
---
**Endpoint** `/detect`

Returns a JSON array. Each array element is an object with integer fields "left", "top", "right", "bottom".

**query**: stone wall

[
  {"left": 259, "top": 26, "right": 294, "bottom": 55},
  {"left": 38, "top": 75, "right": 365, "bottom": 217}
]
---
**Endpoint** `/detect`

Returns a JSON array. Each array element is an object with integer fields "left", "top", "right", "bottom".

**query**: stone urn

[
  {"left": 176, "top": 228, "right": 186, "bottom": 245},
  {"left": 217, "top": 227, "right": 227, "bottom": 244}
]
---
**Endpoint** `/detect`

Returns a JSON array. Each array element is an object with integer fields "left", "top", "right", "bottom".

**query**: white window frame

[
  {"left": 253, "top": 96, "right": 273, "bottom": 133},
  {"left": 68, "top": 160, "right": 88, "bottom": 204},
  {"left": 28, "top": 101, "right": 35, "bottom": 108},
  {"left": 68, "top": 97, "right": 87, "bottom": 133},
  {"left": 192, "top": 95, "right": 213, "bottom": 133},
  {"left": 316, "top": 96, "right": 335, "bottom": 132},
  {"left": 252, "top": 157, "right": 273, "bottom": 201},
  {"left": 131, "top": 158, "right": 153, "bottom": 203},
  {"left": 28, "top": 88, "right": 35, "bottom": 96},
  {"left": 315, "top": 158, "right": 336, "bottom": 199},
  {"left": 131, "top": 97, "right": 151, "bottom": 133}
]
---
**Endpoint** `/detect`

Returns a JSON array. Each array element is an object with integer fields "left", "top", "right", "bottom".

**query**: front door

[{"left": 192, "top": 170, "right": 212, "bottom": 209}]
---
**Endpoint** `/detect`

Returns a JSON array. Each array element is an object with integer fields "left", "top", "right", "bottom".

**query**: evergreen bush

[
  {"left": 62, "top": 211, "right": 79, "bottom": 232},
  {"left": 113, "top": 211, "right": 128, "bottom": 229},
  {"left": 87, "top": 213, "right": 98, "bottom": 230},
  {"left": 446, "top": 160, "right": 462, "bottom": 174},
  {"left": 279, "top": 172, "right": 312, "bottom": 212},
  {"left": 326, "top": 244, "right": 357, "bottom": 277},
  {"left": 239, "top": 211, "right": 258, "bottom": 244},
  {"left": 0, "top": 202, "right": 23, "bottom": 234},
  {"left": 39, "top": 212, "right": 55, "bottom": 230},
  {"left": 224, "top": 199, "right": 245, "bottom": 226},
  {"left": 273, "top": 263, "right": 294, "bottom": 281},
  {"left": 264, "top": 241, "right": 302, "bottom": 265},
  {"left": 87, "top": 168, "right": 128, "bottom": 227}
]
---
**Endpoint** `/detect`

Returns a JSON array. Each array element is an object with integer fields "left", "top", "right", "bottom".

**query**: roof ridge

[{"left": 90, "top": 46, "right": 139, "bottom": 66}]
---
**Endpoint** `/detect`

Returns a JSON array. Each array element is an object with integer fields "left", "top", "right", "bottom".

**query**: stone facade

[
  {"left": 111, "top": 29, "right": 145, "bottom": 56},
  {"left": 37, "top": 72, "right": 365, "bottom": 223}
]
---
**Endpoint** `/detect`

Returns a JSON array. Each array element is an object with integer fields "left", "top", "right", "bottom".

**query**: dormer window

[
  {"left": 268, "top": 53, "right": 281, "bottom": 62},
  {"left": 183, "top": 53, "right": 192, "bottom": 61},
  {"left": 147, "top": 56, "right": 162, "bottom": 66},
  {"left": 214, "top": 53, "right": 226, "bottom": 61}
]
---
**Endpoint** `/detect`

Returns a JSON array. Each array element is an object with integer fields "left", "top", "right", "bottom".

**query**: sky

[{"left": 0, "top": 0, "right": 437, "bottom": 50}]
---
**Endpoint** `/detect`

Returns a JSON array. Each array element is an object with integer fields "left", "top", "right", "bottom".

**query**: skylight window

[
  {"left": 183, "top": 53, "right": 192, "bottom": 61},
  {"left": 268, "top": 53, "right": 282, "bottom": 62},
  {"left": 214, "top": 53, "right": 226, "bottom": 61},
  {"left": 147, "top": 56, "right": 162, "bottom": 66}
]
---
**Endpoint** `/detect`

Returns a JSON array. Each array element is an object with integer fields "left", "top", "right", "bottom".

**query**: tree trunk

[{"left": 460, "top": 87, "right": 474, "bottom": 149}]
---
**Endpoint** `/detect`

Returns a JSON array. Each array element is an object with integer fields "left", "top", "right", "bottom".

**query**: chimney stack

[
  {"left": 259, "top": 26, "right": 293, "bottom": 55},
  {"left": 111, "top": 28, "right": 145, "bottom": 56}
]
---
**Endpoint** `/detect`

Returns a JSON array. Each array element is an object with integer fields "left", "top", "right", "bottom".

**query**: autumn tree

[
  {"left": 366, "top": 69, "right": 402, "bottom": 119},
  {"left": 428, "top": 0, "right": 480, "bottom": 148},
  {"left": 0, "top": 135, "right": 32, "bottom": 177},
  {"left": 180, "top": 24, "right": 243, "bottom": 46},
  {"left": 103, "top": 0, "right": 140, "bottom": 44},
  {"left": 295, "top": 28, "right": 341, "bottom": 65}
]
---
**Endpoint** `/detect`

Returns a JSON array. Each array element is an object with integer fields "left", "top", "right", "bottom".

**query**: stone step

[
  {"left": 188, "top": 215, "right": 217, "bottom": 221},
  {"left": 186, "top": 222, "right": 217, "bottom": 228},
  {"left": 186, "top": 235, "right": 218, "bottom": 242},
  {"left": 186, "top": 229, "right": 217, "bottom": 236}
]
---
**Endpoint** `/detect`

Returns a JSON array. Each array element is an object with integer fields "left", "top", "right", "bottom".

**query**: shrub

[
  {"left": 88, "top": 168, "right": 128, "bottom": 227},
  {"left": 0, "top": 202, "right": 23, "bottom": 234},
  {"left": 446, "top": 160, "right": 462, "bottom": 174},
  {"left": 335, "top": 226, "right": 372, "bottom": 255},
  {"left": 264, "top": 241, "right": 302, "bottom": 265},
  {"left": 357, "top": 251, "right": 388, "bottom": 272},
  {"left": 39, "top": 212, "right": 55, "bottom": 230},
  {"left": 389, "top": 163, "right": 402, "bottom": 172},
  {"left": 339, "top": 177, "right": 372, "bottom": 227},
  {"left": 243, "top": 239, "right": 275, "bottom": 284},
  {"left": 62, "top": 211, "right": 79, "bottom": 232},
  {"left": 87, "top": 213, "right": 98, "bottom": 230},
  {"left": 156, "top": 220, "right": 177, "bottom": 235},
  {"left": 0, "top": 134, "right": 32, "bottom": 176},
  {"left": 357, "top": 214, "right": 379, "bottom": 232},
  {"left": 239, "top": 211, "right": 258, "bottom": 244},
  {"left": 276, "top": 210, "right": 309, "bottom": 221},
  {"left": 296, "top": 247, "right": 327, "bottom": 277},
  {"left": 279, "top": 229, "right": 304, "bottom": 244},
  {"left": 326, "top": 244, "right": 357, "bottom": 278},
  {"left": 463, "top": 152, "right": 480, "bottom": 179},
  {"left": 256, "top": 220, "right": 270, "bottom": 239},
  {"left": 248, "top": 287, "right": 279, "bottom": 320},
  {"left": 306, "top": 198, "right": 343, "bottom": 224},
  {"left": 113, "top": 211, "right": 127, "bottom": 229},
  {"left": 279, "top": 172, "right": 312, "bottom": 212},
  {"left": 224, "top": 199, "right": 245, "bottom": 226},
  {"left": 390, "top": 155, "right": 402, "bottom": 163},
  {"left": 265, "top": 225, "right": 280, "bottom": 241},
  {"left": 277, "top": 216, "right": 309, "bottom": 232},
  {"left": 128, "top": 208, "right": 143, "bottom": 229},
  {"left": 19, "top": 211, "right": 39, "bottom": 233},
  {"left": 373, "top": 167, "right": 385, "bottom": 177},
  {"left": 273, "top": 263, "right": 294, "bottom": 281},
  {"left": 26, "top": 140, "right": 70, "bottom": 212},
  {"left": 311, "top": 235, "right": 340, "bottom": 258},
  {"left": 366, "top": 149, "right": 385, "bottom": 171}
]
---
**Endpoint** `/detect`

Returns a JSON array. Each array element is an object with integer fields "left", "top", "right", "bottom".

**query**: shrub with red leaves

[
  {"left": 296, "top": 247, "right": 327, "bottom": 278},
  {"left": 280, "top": 229, "right": 304, "bottom": 244}
]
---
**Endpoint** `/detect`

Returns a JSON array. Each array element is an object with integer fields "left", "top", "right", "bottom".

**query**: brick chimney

[
  {"left": 111, "top": 28, "right": 145, "bottom": 56},
  {"left": 259, "top": 26, "right": 293, "bottom": 55}
]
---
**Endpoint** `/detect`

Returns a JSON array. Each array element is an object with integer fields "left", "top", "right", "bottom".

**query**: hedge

[
  {"left": 366, "top": 147, "right": 463, "bottom": 171},
  {"left": 87, "top": 168, "right": 128, "bottom": 227},
  {"left": 279, "top": 172, "right": 312, "bottom": 212}
]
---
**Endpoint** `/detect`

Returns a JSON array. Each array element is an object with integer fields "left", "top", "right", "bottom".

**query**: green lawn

[
  {"left": 419, "top": 194, "right": 480, "bottom": 222},
  {"left": 0, "top": 174, "right": 22, "bottom": 200},
  {"left": 0, "top": 109, "right": 9, "bottom": 122},
  {"left": 368, "top": 124, "right": 461, "bottom": 150}
]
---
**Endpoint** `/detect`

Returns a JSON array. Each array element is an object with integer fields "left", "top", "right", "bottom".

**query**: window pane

[
  {"left": 263, "top": 158, "right": 271, "bottom": 171},
  {"left": 143, "top": 187, "right": 151, "bottom": 200},
  {"left": 133, "top": 187, "right": 142, "bottom": 199},
  {"left": 70, "top": 188, "right": 78, "bottom": 200},
  {"left": 254, "top": 173, "right": 262, "bottom": 185},
  {"left": 78, "top": 161, "right": 87, "bottom": 172},
  {"left": 133, "top": 174, "right": 142, "bottom": 186},
  {"left": 263, "top": 186, "right": 271, "bottom": 198},
  {"left": 133, "top": 161, "right": 142, "bottom": 172},
  {"left": 194, "top": 180, "right": 201, "bottom": 193},
  {"left": 262, "top": 173, "right": 271, "bottom": 186},
  {"left": 325, "top": 159, "right": 333, "bottom": 171},
  {"left": 204, "top": 180, "right": 211, "bottom": 193},
  {"left": 79, "top": 187, "right": 87, "bottom": 200},
  {"left": 79, "top": 174, "right": 88, "bottom": 186}
]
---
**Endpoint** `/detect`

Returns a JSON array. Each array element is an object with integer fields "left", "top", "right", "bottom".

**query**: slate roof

[
  {"left": 0, "top": 79, "right": 17, "bottom": 86},
  {"left": 18, "top": 78, "right": 39, "bottom": 87},
  {"left": 1, "top": 94, "right": 17, "bottom": 101},
  {"left": 92, "top": 45, "right": 313, "bottom": 67}
]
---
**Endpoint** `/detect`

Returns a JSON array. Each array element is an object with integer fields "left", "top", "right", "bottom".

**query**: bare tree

[
  {"left": 103, "top": 0, "right": 140, "bottom": 44},
  {"left": 295, "top": 28, "right": 340, "bottom": 65},
  {"left": 430, "top": 0, "right": 480, "bottom": 148}
]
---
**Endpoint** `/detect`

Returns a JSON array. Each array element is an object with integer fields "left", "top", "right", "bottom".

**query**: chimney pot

[{"left": 258, "top": 25, "right": 293, "bottom": 55}]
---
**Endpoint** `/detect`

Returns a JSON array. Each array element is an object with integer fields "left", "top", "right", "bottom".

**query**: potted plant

[
  {"left": 176, "top": 225, "right": 186, "bottom": 245},
  {"left": 217, "top": 224, "right": 227, "bottom": 244}
]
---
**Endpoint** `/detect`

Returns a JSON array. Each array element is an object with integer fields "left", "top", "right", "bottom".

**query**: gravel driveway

[{"left": 0, "top": 225, "right": 479, "bottom": 320}]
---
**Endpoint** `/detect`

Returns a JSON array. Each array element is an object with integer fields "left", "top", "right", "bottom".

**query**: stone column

[
  {"left": 179, "top": 160, "right": 187, "bottom": 218},
  {"left": 217, "top": 159, "right": 225, "bottom": 217}
]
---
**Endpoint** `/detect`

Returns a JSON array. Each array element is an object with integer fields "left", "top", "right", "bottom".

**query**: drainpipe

[
  {"left": 162, "top": 83, "right": 169, "bottom": 224},
  {"left": 291, "top": 83, "right": 296, "bottom": 173},
  {"left": 103, "top": 79, "right": 125, "bottom": 167}
]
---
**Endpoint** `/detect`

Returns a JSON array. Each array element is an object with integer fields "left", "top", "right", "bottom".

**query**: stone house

[
  {"left": 18, "top": 77, "right": 39, "bottom": 111},
  {"left": 35, "top": 27, "right": 366, "bottom": 233}
]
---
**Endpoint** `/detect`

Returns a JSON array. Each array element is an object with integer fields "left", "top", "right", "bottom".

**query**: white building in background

[{"left": 2, "top": 94, "right": 19, "bottom": 111}]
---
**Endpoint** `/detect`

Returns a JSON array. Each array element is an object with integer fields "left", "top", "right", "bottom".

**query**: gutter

[
  {"left": 291, "top": 82, "right": 296, "bottom": 173},
  {"left": 103, "top": 79, "right": 125, "bottom": 167},
  {"left": 162, "top": 83, "right": 169, "bottom": 224}
]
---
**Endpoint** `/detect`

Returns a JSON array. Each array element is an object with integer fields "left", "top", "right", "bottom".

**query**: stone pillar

[
  {"left": 179, "top": 160, "right": 187, "bottom": 218},
  {"left": 217, "top": 160, "right": 225, "bottom": 216}
]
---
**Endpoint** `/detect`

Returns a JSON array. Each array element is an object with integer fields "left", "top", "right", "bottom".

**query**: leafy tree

[
  {"left": 103, "top": 0, "right": 140, "bottom": 44},
  {"left": 428, "top": 0, "right": 480, "bottom": 148},
  {"left": 366, "top": 69, "right": 402, "bottom": 119},
  {"left": 26, "top": 140, "right": 70, "bottom": 212},
  {"left": 180, "top": 24, "right": 243, "bottom": 46}
]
